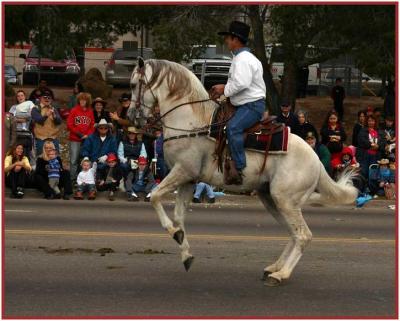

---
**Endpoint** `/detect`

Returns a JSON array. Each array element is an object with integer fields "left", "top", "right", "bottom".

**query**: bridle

[{"left": 132, "top": 60, "right": 229, "bottom": 140}]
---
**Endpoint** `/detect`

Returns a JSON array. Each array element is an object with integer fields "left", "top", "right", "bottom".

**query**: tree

[
  {"left": 246, "top": 5, "right": 281, "bottom": 115},
  {"left": 151, "top": 6, "right": 238, "bottom": 61}
]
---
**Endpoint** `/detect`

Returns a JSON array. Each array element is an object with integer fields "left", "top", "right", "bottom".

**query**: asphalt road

[{"left": 4, "top": 198, "right": 397, "bottom": 317}]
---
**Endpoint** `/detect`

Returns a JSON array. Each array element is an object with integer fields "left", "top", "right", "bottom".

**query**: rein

[{"left": 134, "top": 63, "right": 230, "bottom": 139}]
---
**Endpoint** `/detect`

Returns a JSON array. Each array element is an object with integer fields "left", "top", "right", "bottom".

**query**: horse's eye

[{"left": 130, "top": 83, "right": 137, "bottom": 91}]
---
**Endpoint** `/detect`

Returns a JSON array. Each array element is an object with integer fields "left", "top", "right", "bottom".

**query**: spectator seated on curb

[
  {"left": 31, "top": 89, "right": 62, "bottom": 156},
  {"left": 118, "top": 126, "right": 147, "bottom": 179},
  {"left": 330, "top": 146, "right": 359, "bottom": 179},
  {"left": 126, "top": 156, "right": 157, "bottom": 202},
  {"left": 4, "top": 144, "right": 32, "bottom": 198},
  {"left": 34, "top": 140, "right": 72, "bottom": 200},
  {"left": 47, "top": 148, "right": 62, "bottom": 198},
  {"left": 305, "top": 131, "right": 331, "bottom": 175},
  {"left": 193, "top": 182, "right": 216, "bottom": 204},
  {"left": 96, "top": 153, "right": 123, "bottom": 201},
  {"left": 8, "top": 90, "right": 35, "bottom": 160},
  {"left": 375, "top": 158, "right": 396, "bottom": 199},
  {"left": 74, "top": 158, "right": 97, "bottom": 200},
  {"left": 80, "top": 118, "right": 117, "bottom": 172}
]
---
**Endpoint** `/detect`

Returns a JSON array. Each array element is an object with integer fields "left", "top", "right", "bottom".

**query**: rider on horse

[{"left": 211, "top": 21, "right": 267, "bottom": 185}]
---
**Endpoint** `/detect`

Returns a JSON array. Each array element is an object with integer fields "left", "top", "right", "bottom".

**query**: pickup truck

[
  {"left": 183, "top": 45, "right": 232, "bottom": 90},
  {"left": 19, "top": 46, "right": 80, "bottom": 85}
]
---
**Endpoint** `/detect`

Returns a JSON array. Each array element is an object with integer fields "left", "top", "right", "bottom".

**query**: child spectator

[
  {"left": 193, "top": 182, "right": 215, "bottom": 203},
  {"left": 96, "top": 153, "right": 123, "bottom": 201},
  {"left": 330, "top": 146, "right": 358, "bottom": 179},
  {"left": 352, "top": 110, "right": 366, "bottom": 147},
  {"left": 34, "top": 140, "right": 72, "bottom": 200},
  {"left": 66, "top": 92, "right": 95, "bottom": 181},
  {"left": 376, "top": 158, "right": 395, "bottom": 199},
  {"left": 74, "top": 158, "right": 97, "bottom": 200},
  {"left": 4, "top": 144, "right": 32, "bottom": 198},
  {"left": 47, "top": 149, "right": 61, "bottom": 197},
  {"left": 126, "top": 156, "right": 156, "bottom": 202}
]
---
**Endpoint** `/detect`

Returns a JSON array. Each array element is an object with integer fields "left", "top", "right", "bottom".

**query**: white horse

[{"left": 129, "top": 58, "right": 358, "bottom": 286}]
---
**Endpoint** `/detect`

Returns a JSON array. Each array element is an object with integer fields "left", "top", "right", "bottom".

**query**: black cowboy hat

[
  {"left": 218, "top": 21, "right": 250, "bottom": 43},
  {"left": 119, "top": 93, "right": 132, "bottom": 102}
]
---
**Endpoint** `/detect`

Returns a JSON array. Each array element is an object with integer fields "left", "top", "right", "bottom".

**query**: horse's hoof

[
  {"left": 264, "top": 276, "right": 282, "bottom": 287},
  {"left": 173, "top": 229, "right": 184, "bottom": 245},
  {"left": 261, "top": 270, "right": 272, "bottom": 281},
  {"left": 183, "top": 256, "right": 195, "bottom": 272}
]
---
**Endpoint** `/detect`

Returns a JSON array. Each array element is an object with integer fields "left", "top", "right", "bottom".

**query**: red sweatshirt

[{"left": 67, "top": 105, "right": 95, "bottom": 142}]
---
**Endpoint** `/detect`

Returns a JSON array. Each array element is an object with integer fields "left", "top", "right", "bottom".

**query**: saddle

[{"left": 209, "top": 100, "right": 285, "bottom": 181}]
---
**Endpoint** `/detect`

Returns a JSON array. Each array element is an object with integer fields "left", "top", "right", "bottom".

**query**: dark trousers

[
  {"left": 34, "top": 171, "right": 73, "bottom": 197},
  {"left": 6, "top": 170, "right": 30, "bottom": 195},
  {"left": 334, "top": 100, "right": 344, "bottom": 121},
  {"left": 97, "top": 181, "right": 119, "bottom": 192}
]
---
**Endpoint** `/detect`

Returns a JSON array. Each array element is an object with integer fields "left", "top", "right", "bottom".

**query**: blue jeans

[
  {"left": 194, "top": 182, "right": 215, "bottom": 199},
  {"left": 360, "top": 153, "right": 379, "bottom": 179},
  {"left": 69, "top": 141, "right": 82, "bottom": 180},
  {"left": 77, "top": 183, "right": 96, "bottom": 193},
  {"left": 35, "top": 138, "right": 60, "bottom": 157},
  {"left": 226, "top": 99, "right": 265, "bottom": 170}
]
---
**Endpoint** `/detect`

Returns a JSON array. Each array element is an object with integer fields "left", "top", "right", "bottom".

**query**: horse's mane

[{"left": 146, "top": 59, "right": 217, "bottom": 124}]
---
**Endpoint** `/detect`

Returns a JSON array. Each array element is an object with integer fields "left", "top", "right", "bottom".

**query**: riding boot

[{"left": 224, "top": 159, "right": 243, "bottom": 185}]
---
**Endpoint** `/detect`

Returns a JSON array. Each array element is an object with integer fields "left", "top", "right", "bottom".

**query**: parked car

[
  {"left": 183, "top": 45, "right": 232, "bottom": 90},
  {"left": 19, "top": 46, "right": 80, "bottom": 85},
  {"left": 4, "top": 64, "right": 21, "bottom": 85},
  {"left": 105, "top": 48, "right": 154, "bottom": 86}
]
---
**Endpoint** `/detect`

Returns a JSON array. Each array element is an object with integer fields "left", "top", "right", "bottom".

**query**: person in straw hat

[{"left": 80, "top": 118, "right": 117, "bottom": 172}]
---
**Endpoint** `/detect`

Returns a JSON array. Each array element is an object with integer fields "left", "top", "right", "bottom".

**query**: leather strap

[{"left": 163, "top": 131, "right": 209, "bottom": 143}]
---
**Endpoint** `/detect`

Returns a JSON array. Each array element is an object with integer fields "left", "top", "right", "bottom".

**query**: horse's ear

[{"left": 138, "top": 57, "right": 145, "bottom": 69}]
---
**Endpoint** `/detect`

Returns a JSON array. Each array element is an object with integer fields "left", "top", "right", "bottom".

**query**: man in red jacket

[{"left": 67, "top": 92, "right": 95, "bottom": 181}]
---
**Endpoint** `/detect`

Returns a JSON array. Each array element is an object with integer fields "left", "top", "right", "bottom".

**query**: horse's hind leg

[
  {"left": 150, "top": 164, "right": 193, "bottom": 240},
  {"left": 174, "top": 183, "right": 195, "bottom": 271},
  {"left": 257, "top": 184, "right": 295, "bottom": 278},
  {"left": 266, "top": 203, "right": 312, "bottom": 286}
]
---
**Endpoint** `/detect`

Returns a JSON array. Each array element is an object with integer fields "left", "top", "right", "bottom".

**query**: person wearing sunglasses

[{"left": 31, "top": 89, "right": 62, "bottom": 157}]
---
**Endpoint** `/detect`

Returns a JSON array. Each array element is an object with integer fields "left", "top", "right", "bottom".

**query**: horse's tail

[{"left": 308, "top": 163, "right": 358, "bottom": 206}]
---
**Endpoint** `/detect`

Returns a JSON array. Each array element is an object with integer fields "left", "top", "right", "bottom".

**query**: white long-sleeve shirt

[
  {"left": 77, "top": 162, "right": 97, "bottom": 185},
  {"left": 224, "top": 49, "right": 266, "bottom": 106}
]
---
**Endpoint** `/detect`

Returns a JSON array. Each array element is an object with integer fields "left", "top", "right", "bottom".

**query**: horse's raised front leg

[
  {"left": 150, "top": 164, "right": 193, "bottom": 244},
  {"left": 174, "top": 183, "right": 195, "bottom": 271}
]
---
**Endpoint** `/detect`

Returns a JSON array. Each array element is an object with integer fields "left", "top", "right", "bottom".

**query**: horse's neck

[{"left": 157, "top": 90, "right": 216, "bottom": 135}]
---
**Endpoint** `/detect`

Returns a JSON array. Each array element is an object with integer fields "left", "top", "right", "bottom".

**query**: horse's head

[{"left": 129, "top": 57, "right": 158, "bottom": 127}]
